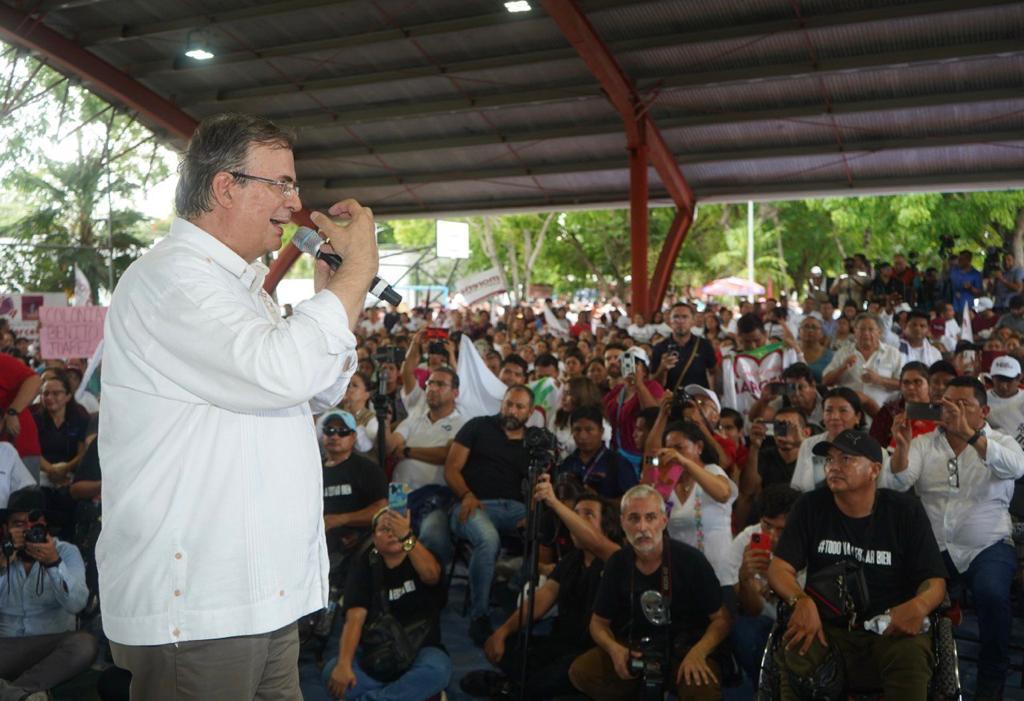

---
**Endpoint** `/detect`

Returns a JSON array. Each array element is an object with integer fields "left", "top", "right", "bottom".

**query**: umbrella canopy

[{"left": 701, "top": 277, "right": 766, "bottom": 297}]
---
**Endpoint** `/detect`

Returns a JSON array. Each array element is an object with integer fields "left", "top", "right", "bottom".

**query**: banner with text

[
  {"left": 0, "top": 293, "right": 69, "bottom": 341},
  {"left": 39, "top": 306, "right": 107, "bottom": 360},
  {"left": 456, "top": 268, "right": 506, "bottom": 306}
]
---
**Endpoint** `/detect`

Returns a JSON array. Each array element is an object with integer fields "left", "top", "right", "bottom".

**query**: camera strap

[
  {"left": 671, "top": 337, "right": 702, "bottom": 393},
  {"left": 627, "top": 537, "right": 673, "bottom": 643}
]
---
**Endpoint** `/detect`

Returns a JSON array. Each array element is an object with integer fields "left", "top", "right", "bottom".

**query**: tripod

[
  {"left": 516, "top": 451, "right": 553, "bottom": 701},
  {"left": 372, "top": 368, "right": 390, "bottom": 468}
]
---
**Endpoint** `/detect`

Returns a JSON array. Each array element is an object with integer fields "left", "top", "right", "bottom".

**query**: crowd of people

[{"left": 4, "top": 243, "right": 1024, "bottom": 700}]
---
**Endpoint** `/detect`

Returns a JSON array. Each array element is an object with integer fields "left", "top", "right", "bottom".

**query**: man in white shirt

[
  {"left": 891, "top": 377, "right": 1024, "bottom": 701},
  {"left": 822, "top": 313, "right": 902, "bottom": 409},
  {"left": 898, "top": 311, "right": 943, "bottom": 367},
  {"left": 98, "top": 113, "right": 377, "bottom": 699},
  {"left": 985, "top": 356, "right": 1024, "bottom": 447}
]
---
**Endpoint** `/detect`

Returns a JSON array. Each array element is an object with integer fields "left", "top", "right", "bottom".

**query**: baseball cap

[
  {"left": 812, "top": 429, "right": 884, "bottom": 464},
  {"left": 623, "top": 346, "right": 649, "bottom": 366},
  {"left": 317, "top": 409, "right": 357, "bottom": 438},
  {"left": 975, "top": 297, "right": 995, "bottom": 313},
  {"left": 990, "top": 356, "right": 1022, "bottom": 379},
  {"left": 683, "top": 385, "right": 721, "bottom": 414},
  {"left": 894, "top": 302, "right": 912, "bottom": 313}
]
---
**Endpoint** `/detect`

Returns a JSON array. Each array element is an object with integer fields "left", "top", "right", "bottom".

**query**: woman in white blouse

[{"left": 655, "top": 420, "right": 737, "bottom": 584}]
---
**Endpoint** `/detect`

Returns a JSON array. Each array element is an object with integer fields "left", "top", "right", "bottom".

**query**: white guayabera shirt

[{"left": 98, "top": 218, "right": 357, "bottom": 646}]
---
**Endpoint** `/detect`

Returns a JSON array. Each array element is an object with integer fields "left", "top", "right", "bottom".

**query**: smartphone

[
  {"left": 905, "top": 402, "right": 943, "bottom": 422},
  {"left": 621, "top": 354, "right": 637, "bottom": 378},
  {"left": 750, "top": 532, "right": 772, "bottom": 552},
  {"left": 424, "top": 327, "right": 449, "bottom": 341},
  {"left": 772, "top": 420, "right": 789, "bottom": 437},
  {"left": 762, "top": 421, "right": 775, "bottom": 437},
  {"left": 765, "top": 381, "right": 786, "bottom": 396},
  {"left": 388, "top": 482, "right": 410, "bottom": 515}
]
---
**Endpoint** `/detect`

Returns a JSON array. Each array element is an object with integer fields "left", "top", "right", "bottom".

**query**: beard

[
  {"left": 627, "top": 529, "right": 663, "bottom": 554},
  {"left": 501, "top": 414, "right": 525, "bottom": 431}
]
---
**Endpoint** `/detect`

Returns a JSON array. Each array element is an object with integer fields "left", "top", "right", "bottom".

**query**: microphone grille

[{"left": 291, "top": 226, "right": 322, "bottom": 255}]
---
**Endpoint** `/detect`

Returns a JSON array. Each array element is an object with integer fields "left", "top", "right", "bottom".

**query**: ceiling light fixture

[
  {"left": 184, "top": 31, "right": 214, "bottom": 61},
  {"left": 504, "top": 1, "right": 532, "bottom": 12}
]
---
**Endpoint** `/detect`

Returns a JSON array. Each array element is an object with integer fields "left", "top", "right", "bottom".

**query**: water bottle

[{"left": 864, "top": 613, "right": 930, "bottom": 635}]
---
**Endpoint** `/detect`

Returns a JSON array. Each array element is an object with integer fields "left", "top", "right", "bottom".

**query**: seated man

[
  {"left": 736, "top": 408, "right": 810, "bottom": 527},
  {"left": 554, "top": 405, "right": 636, "bottom": 499},
  {"left": 569, "top": 484, "right": 731, "bottom": 701},
  {"left": 891, "top": 376, "right": 1024, "bottom": 700},
  {"left": 722, "top": 484, "right": 801, "bottom": 685},
  {"left": 469, "top": 475, "right": 620, "bottom": 699},
  {"left": 318, "top": 410, "right": 387, "bottom": 564},
  {"left": 419, "top": 385, "right": 534, "bottom": 646},
  {"left": 768, "top": 430, "right": 946, "bottom": 701},
  {"left": 0, "top": 487, "right": 97, "bottom": 699}
]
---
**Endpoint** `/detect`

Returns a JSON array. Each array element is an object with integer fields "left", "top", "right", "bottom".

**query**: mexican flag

[{"left": 722, "top": 342, "right": 786, "bottom": 414}]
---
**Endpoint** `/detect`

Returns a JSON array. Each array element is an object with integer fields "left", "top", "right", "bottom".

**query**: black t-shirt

[
  {"left": 651, "top": 335, "right": 717, "bottom": 390},
  {"left": 343, "top": 547, "right": 443, "bottom": 649},
  {"left": 757, "top": 440, "right": 797, "bottom": 488},
  {"left": 593, "top": 539, "right": 722, "bottom": 647},
  {"left": 774, "top": 488, "right": 946, "bottom": 618},
  {"left": 32, "top": 406, "right": 89, "bottom": 463},
  {"left": 323, "top": 453, "right": 386, "bottom": 548},
  {"left": 548, "top": 549, "right": 605, "bottom": 648},
  {"left": 74, "top": 440, "right": 102, "bottom": 483},
  {"left": 455, "top": 415, "right": 529, "bottom": 501}
]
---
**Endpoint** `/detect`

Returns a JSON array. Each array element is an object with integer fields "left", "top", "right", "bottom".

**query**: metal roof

[{"left": 3, "top": 0, "right": 1024, "bottom": 217}]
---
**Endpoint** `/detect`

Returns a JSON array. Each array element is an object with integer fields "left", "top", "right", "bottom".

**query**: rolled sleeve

[{"left": 982, "top": 432, "right": 1024, "bottom": 481}]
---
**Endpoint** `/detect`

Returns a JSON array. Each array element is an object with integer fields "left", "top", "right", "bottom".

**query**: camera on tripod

[
  {"left": 524, "top": 426, "right": 558, "bottom": 464},
  {"left": 628, "top": 636, "right": 667, "bottom": 698}
]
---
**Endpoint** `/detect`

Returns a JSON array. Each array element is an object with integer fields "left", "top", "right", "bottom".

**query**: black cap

[
  {"left": 0, "top": 486, "right": 61, "bottom": 523},
  {"left": 954, "top": 340, "right": 983, "bottom": 354},
  {"left": 812, "top": 429, "right": 884, "bottom": 465}
]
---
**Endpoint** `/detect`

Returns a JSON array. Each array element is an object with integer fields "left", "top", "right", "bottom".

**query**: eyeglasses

[
  {"left": 229, "top": 171, "right": 299, "bottom": 198},
  {"left": 947, "top": 457, "right": 960, "bottom": 489},
  {"left": 323, "top": 426, "right": 353, "bottom": 437}
]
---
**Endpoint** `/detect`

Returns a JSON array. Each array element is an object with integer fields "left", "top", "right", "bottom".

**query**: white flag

[
  {"left": 73, "top": 266, "right": 92, "bottom": 307},
  {"left": 455, "top": 334, "right": 505, "bottom": 419},
  {"left": 960, "top": 301, "right": 973, "bottom": 344}
]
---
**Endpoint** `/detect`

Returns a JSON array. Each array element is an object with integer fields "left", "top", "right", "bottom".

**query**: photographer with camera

[
  {"left": 604, "top": 347, "right": 664, "bottom": 460},
  {"left": 768, "top": 430, "right": 946, "bottom": 701},
  {"left": 0, "top": 487, "right": 96, "bottom": 699},
  {"left": 736, "top": 408, "right": 811, "bottom": 527},
  {"left": 651, "top": 303, "right": 717, "bottom": 391},
  {"left": 419, "top": 385, "right": 535, "bottom": 646},
  {"left": 569, "top": 483, "right": 730, "bottom": 701},
  {"left": 463, "top": 476, "right": 621, "bottom": 699},
  {"left": 400, "top": 330, "right": 456, "bottom": 405},
  {"left": 374, "top": 346, "right": 408, "bottom": 428},
  {"left": 749, "top": 363, "right": 824, "bottom": 428},
  {"left": 829, "top": 258, "right": 870, "bottom": 311}
]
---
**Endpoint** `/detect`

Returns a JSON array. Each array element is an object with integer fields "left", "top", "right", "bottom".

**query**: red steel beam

[
  {"left": 0, "top": 3, "right": 314, "bottom": 296},
  {"left": 541, "top": 0, "right": 696, "bottom": 314},
  {"left": 629, "top": 140, "right": 649, "bottom": 315}
]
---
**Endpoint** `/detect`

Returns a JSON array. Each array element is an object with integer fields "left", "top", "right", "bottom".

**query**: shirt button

[
  {"left": 175, "top": 553, "right": 182, "bottom": 560},
  {"left": 174, "top": 590, "right": 181, "bottom": 597},
  {"left": 172, "top": 628, "right": 181, "bottom": 637}
]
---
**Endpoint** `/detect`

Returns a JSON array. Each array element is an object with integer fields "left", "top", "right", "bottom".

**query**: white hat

[
  {"left": 990, "top": 356, "right": 1022, "bottom": 379},
  {"left": 975, "top": 297, "right": 995, "bottom": 313},
  {"left": 684, "top": 384, "right": 721, "bottom": 414},
  {"left": 623, "top": 346, "right": 649, "bottom": 366},
  {"left": 895, "top": 303, "right": 912, "bottom": 313}
]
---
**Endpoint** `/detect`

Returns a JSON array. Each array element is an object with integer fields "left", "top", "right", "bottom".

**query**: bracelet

[
  {"left": 787, "top": 592, "right": 807, "bottom": 607},
  {"left": 44, "top": 557, "right": 62, "bottom": 569}
]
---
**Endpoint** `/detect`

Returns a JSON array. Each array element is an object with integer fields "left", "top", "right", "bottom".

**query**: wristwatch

[
  {"left": 967, "top": 429, "right": 984, "bottom": 445},
  {"left": 400, "top": 533, "right": 417, "bottom": 552},
  {"left": 402, "top": 446, "right": 411, "bottom": 458},
  {"left": 787, "top": 592, "right": 808, "bottom": 607},
  {"left": 5, "top": 408, "right": 17, "bottom": 417}
]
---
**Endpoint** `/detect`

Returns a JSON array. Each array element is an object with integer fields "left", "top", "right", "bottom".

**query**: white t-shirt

[
  {"left": 0, "top": 443, "right": 36, "bottom": 509},
  {"left": 393, "top": 407, "right": 466, "bottom": 490},
  {"left": 666, "top": 463, "right": 738, "bottom": 585},
  {"left": 987, "top": 390, "right": 1024, "bottom": 448},
  {"left": 822, "top": 343, "right": 902, "bottom": 408}
]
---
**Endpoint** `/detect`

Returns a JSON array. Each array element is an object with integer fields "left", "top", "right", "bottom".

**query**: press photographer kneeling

[
  {"left": 0, "top": 487, "right": 96, "bottom": 700},
  {"left": 767, "top": 430, "right": 946, "bottom": 701},
  {"left": 569, "top": 483, "right": 730, "bottom": 701}
]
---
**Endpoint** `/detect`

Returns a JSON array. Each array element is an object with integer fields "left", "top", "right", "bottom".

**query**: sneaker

[{"left": 468, "top": 615, "right": 493, "bottom": 647}]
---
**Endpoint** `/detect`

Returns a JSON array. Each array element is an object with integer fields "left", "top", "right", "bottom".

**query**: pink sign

[{"left": 38, "top": 306, "right": 107, "bottom": 360}]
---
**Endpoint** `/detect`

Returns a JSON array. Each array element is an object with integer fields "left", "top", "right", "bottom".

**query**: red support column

[
  {"left": 649, "top": 208, "right": 693, "bottom": 312},
  {"left": 629, "top": 139, "right": 649, "bottom": 317}
]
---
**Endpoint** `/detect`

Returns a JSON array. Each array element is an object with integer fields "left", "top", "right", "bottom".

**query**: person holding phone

[
  {"left": 735, "top": 408, "right": 811, "bottom": 527},
  {"left": 869, "top": 362, "right": 937, "bottom": 448},
  {"left": 721, "top": 484, "right": 801, "bottom": 685}
]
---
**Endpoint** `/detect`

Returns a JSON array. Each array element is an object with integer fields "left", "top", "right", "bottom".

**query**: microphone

[{"left": 291, "top": 226, "right": 402, "bottom": 306}]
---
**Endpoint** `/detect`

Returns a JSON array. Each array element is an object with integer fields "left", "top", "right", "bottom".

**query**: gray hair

[
  {"left": 174, "top": 113, "right": 295, "bottom": 220},
  {"left": 620, "top": 484, "right": 666, "bottom": 515},
  {"left": 854, "top": 312, "right": 885, "bottom": 334}
]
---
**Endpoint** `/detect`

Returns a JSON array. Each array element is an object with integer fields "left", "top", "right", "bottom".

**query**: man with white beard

[{"left": 569, "top": 484, "right": 731, "bottom": 701}]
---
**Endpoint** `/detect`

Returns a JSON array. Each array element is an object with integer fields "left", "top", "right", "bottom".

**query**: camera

[
  {"left": 669, "top": 389, "right": 690, "bottom": 420},
  {"left": 524, "top": 426, "right": 558, "bottom": 463},
  {"left": 374, "top": 347, "right": 402, "bottom": 367},
  {"left": 24, "top": 509, "right": 47, "bottom": 544},
  {"left": 427, "top": 342, "right": 447, "bottom": 356},
  {"left": 627, "top": 636, "right": 667, "bottom": 699}
]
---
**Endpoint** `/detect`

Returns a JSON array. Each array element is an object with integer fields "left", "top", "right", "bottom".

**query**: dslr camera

[
  {"left": 628, "top": 636, "right": 667, "bottom": 700},
  {"left": 23, "top": 509, "right": 48, "bottom": 544}
]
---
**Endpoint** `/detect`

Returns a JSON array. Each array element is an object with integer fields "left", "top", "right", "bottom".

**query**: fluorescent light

[
  {"left": 184, "top": 31, "right": 215, "bottom": 61},
  {"left": 185, "top": 47, "right": 214, "bottom": 60},
  {"left": 505, "top": 1, "right": 531, "bottom": 12}
]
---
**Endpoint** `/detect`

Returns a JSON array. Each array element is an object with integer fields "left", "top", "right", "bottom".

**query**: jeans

[
  {"left": 944, "top": 541, "right": 1016, "bottom": 695},
  {"left": 730, "top": 614, "right": 774, "bottom": 686},
  {"left": 322, "top": 647, "right": 451, "bottom": 701},
  {"left": 419, "top": 499, "right": 526, "bottom": 620}
]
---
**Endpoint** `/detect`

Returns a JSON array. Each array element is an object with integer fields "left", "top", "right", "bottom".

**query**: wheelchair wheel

[{"left": 928, "top": 616, "right": 961, "bottom": 701}]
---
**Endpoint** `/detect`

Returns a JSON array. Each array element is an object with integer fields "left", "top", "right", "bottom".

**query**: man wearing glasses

[
  {"left": 891, "top": 376, "right": 1024, "bottom": 701},
  {"left": 98, "top": 113, "right": 378, "bottom": 699}
]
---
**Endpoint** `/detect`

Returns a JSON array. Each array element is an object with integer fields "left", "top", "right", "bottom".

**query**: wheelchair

[{"left": 755, "top": 602, "right": 961, "bottom": 701}]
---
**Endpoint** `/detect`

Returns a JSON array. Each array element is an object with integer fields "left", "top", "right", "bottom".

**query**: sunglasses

[{"left": 323, "top": 426, "right": 354, "bottom": 437}]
